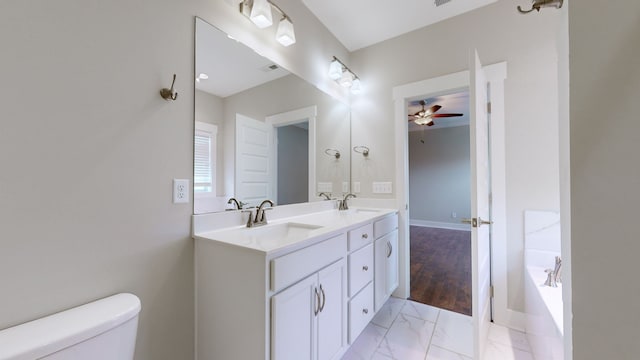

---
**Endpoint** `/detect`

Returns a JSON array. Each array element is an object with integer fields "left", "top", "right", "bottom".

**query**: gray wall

[
  {"left": 408, "top": 126, "right": 470, "bottom": 225},
  {"left": 350, "top": 0, "right": 562, "bottom": 311},
  {"left": 0, "top": 1, "right": 349, "bottom": 359},
  {"left": 570, "top": 1, "right": 640, "bottom": 358},
  {"left": 277, "top": 125, "right": 309, "bottom": 205}
]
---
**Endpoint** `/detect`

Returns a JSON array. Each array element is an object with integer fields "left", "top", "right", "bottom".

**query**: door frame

[
  {"left": 392, "top": 62, "right": 514, "bottom": 328},
  {"left": 266, "top": 105, "right": 317, "bottom": 204}
]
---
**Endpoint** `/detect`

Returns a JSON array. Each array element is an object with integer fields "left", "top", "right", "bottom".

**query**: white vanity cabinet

[
  {"left": 374, "top": 214, "right": 399, "bottom": 311},
  {"left": 272, "top": 259, "right": 346, "bottom": 360},
  {"left": 194, "top": 208, "right": 398, "bottom": 360}
]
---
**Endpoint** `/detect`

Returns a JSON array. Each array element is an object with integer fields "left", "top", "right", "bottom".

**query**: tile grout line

[{"left": 422, "top": 307, "right": 441, "bottom": 360}]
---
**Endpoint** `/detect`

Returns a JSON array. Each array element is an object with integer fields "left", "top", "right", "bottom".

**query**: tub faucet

[
  {"left": 553, "top": 256, "right": 562, "bottom": 284},
  {"left": 544, "top": 269, "right": 558, "bottom": 287},
  {"left": 339, "top": 193, "right": 356, "bottom": 210}
]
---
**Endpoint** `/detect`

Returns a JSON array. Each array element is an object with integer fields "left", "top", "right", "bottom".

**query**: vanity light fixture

[
  {"left": 328, "top": 56, "right": 362, "bottom": 94},
  {"left": 240, "top": 0, "right": 296, "bottom": 47}
]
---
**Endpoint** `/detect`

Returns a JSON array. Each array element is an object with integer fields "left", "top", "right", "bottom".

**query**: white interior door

[
  {"left": 469, "top": 50, "right": 492, "bottom": 359},
  {"left": 235, "top": 114, "right": 273, "bottom": 207}
]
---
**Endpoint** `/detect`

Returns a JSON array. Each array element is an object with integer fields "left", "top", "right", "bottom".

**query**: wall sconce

[
  {"left": 240, "top": 0, "right": 296, "bottom": 47},
  {"left": 329, "top": 56, "right": 362, "bottom": 94}
]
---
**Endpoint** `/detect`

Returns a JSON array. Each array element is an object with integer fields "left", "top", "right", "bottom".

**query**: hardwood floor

[{"left": 409, "top": 225, "right": 472, "bottom": 316}]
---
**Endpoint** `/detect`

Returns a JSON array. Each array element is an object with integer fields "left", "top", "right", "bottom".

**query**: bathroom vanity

[{"left": 193, "top": 206, "right": 398, "bottom": 360}]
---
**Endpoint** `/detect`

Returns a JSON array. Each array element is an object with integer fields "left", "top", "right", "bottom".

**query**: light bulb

[
  {"left": 250, "top": 0, "right": 273, "bottom": 29},
  {"left": 339, "top": 71, "right": 353, "bottom": 88},
  {"left": 276, "top": 17, "right": 296, "bottom": 47},
  {"left": 350, "top": 78, "right": 361, "bottom": 94},
  {"left": 329, "top": 60, "right": 343, "bottom": 80}
]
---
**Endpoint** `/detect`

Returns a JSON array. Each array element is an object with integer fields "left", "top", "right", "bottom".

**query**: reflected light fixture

[
  {"left": 240, "top": 0, "right": 296, "bottom": 47},
  {"left": 249, "top": 0, "right": 273, "bottom": 28},
  {"left": 196, "top": 73, "right": 209, "bottom": 83},
  {"left": 328, "top": 56, "right": 362, "bottom": 94}
]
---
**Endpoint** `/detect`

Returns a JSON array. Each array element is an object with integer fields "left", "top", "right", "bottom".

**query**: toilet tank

[{"left": 0, "top": 293, "right": 141, "bottom": 360}]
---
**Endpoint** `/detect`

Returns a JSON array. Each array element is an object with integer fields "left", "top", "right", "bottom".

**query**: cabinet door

[
  {"left": 374, "top": 230, "right": 399, "bottom": 311},
  {"left": 272, "top": 274, "right": 318, "bottom": 360},
  {"left": 386, "top": 230, "right": 399, "bottom": 296},
  {"left": 317, "top": 259, "right": 347, "bottom": 360}
]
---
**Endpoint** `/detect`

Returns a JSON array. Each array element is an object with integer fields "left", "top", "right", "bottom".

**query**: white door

[
  {"left": 235, "top": 114, "right": 273, "bottom": 207},
  {"left": 469, "top": 50, "right": 492, "bottom": 359},
  {"left": 272, "top": 274, "right": 317, "bottom": 360},
  {"left": 317, "top": 260, "right": 346, "bottom": 360}
]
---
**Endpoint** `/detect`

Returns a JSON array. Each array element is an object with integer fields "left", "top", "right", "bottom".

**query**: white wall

[
  {"left": 195, "top": 89, "right": 225, "bottom": 197},
  {"left": 408, "top": 126, "right": 471, "bottom": 226},
  {"left": 0, "top": 1, "right": 349, "bottom": 359},
  {"left": 350, "top": 0, "right": 562, "bottom": 311},
  {"left": 569, "top": 1, "right": 640, "bottom": 358}
]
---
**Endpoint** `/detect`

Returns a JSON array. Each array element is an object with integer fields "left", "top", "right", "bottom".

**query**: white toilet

[{"left": 0, "top": 293, "right": 141, "bottom": 360}]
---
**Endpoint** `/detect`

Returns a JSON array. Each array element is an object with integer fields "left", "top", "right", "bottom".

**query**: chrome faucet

[
  {"left": 318, "top": 192, "right": 332, "bottom": 200},
  {"left": 339, "top": 193, "right": 356, "bottom": 210},
  {"left": 227, "top": 197, "right": 245, "bottom": 210},
  {"left": 253, "top": 199, "right": 275, "bottom": 227}
]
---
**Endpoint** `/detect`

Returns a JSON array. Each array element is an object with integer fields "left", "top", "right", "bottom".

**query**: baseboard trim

[{"left": 410, "top": 219, "right": 471, "bottom": 231}]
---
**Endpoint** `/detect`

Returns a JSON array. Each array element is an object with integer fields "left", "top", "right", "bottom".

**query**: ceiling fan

[{"left": 408, "top": 100, "right": 463, "bottom": 126}]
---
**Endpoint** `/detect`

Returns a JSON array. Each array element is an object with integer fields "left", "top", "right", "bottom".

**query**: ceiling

[
  {"left": 302, "top": 0, "right": 497, "bottom": 51},
  {"left": 408, "top": 91, "right": 469, "bottom": 132},
  {"left": 195, "top": 18, "right": 290, "bottom": 98}
]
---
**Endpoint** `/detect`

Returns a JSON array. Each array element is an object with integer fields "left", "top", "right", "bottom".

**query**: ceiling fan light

[
  {"left": 250, "top": 0, "right": 273, "bottom": 29},
  {"left": 339, "top": 71, "right": 353, "bottom": 88},
  {"left": 414, "top": 118, "right": 433, "bottom": 126},
  {"left": 329, "top": 59, "right": 343, "bottom": 80},
  {"left": 350, "top": 78, "right": 362, "bottom": 94},
  {"left": 276, "top": 17, "right": 296, "bottom": 46}
]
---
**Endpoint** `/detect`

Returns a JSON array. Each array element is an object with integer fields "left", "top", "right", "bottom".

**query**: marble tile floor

[{"left": 342, "top": 297, "right": 534, "bottom": 360}]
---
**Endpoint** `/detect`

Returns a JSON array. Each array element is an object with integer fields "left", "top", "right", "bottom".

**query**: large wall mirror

[{"left": 194, "top": 18, "right": 351, "bottom": 214}]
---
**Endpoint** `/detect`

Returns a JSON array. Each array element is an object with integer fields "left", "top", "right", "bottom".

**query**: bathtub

[{"left": 524, "top": 211, "right": 564, "bottom": 360}]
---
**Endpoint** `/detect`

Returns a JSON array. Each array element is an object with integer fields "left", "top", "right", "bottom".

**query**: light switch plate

[
  {"left": 317, "top": 182, "right": 333, "bottom": 193},
  {"left": 353, "top": 182, "right": 361, "bottom": 193},
  {"left": 173, "top": 179, "right": 189, "bottom": 204},
  {"left": 372, "top": 181, "right": 393, "bottom": 194},
  {"left": 342, "top": 182, "right": 349, "bottom": 193}
]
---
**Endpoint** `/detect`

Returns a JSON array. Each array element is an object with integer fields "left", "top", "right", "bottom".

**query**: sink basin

[{"left": 212, "top": 222, "right": 325, "bottom": 251}]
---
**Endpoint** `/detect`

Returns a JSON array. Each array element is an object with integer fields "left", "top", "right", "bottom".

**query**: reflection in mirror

[{"left": 194, "top": 18, "right": 351, "bottom": 214}]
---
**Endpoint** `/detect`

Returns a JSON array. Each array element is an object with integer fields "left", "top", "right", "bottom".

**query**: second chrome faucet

[
  {"left": 339, "top": 193, "right": 356, "bottom": 210},
  {"left": 243, "top": 199, "right": 275, "bottom": 227}
]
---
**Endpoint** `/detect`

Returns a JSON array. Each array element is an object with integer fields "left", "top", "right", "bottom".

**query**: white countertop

[{"left": 193, "top": 207, "right": 397, "bottom": 257}]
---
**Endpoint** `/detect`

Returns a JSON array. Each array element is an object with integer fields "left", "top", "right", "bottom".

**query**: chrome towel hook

[
  {"left": 160, "top": 74, "right": 178, "bottom": 101},
  {"left": 517, "top": 0, "right": 563, "bottom": 14},
  {"left": 353, "top": 146, "right": 370, "bottom": 157}
]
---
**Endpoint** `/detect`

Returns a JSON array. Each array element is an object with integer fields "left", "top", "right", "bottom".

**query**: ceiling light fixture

[
  {"left": 328, "top": 56, "right": 362, "bottom": 94},
  {"left": 240, "top": 0, "right": 296, "bottom": 47},
  {"left": 196, "top": 73, "right": 209, "bottom": 83}
]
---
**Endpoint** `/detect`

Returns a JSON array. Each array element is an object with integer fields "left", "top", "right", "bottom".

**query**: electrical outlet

[
  {"left": 353, "top": 182, "right": 361, "bottom": 193},
  {"left": 451, "top": 211, "right": 457, "bottom": 218},
  {"left": 342, "top": 182, "right": 349, "bottom": 193},
  {"left": 173, "top": 179, "right": 189, "bottom": 204}
]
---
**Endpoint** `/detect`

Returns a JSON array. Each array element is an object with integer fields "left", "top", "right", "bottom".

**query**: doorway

[
  {"left": 393, "top": 60, "right": 508, "bottom": 358},
  {"left": 407, "top": 90, "right": 472, "bottom": 316}
]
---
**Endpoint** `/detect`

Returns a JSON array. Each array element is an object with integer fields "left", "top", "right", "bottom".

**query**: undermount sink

[{"left": 212, "top": 222, "right": 325, "bottom": 251}]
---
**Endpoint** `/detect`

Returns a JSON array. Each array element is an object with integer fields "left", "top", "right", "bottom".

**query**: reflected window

[{"left": 194, "top": 122, "right": 217, "bottom": 196}]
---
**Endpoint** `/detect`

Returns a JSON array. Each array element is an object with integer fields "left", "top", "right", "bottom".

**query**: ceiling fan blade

[
  {"left": 428, "top": 105, "right": 442, "bottom": 114},
  {"left": 427, "top": 121, "right": 435, "bottom": 126},
  {"left": 431, "top": 113, "right": 463, "bottom": 118}
]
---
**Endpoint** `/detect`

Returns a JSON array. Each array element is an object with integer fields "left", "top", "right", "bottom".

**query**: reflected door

[{"left": 235, "top": 114, "right": 273, "bottom": 207}]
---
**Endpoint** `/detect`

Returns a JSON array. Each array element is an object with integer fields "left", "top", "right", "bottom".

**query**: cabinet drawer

[
  {"left": 271, "top": 233, "right": 346, "bottom": 292},
  {"left": 348, "top": 282, "right": 374, "bottom": 343},
  {"left": 374, "top": 213, "right": 398, "bottom": 239},
  {"left": 348, "top": 243, "right": 373, "bottom": 296},
  {"left": 348, "top": 223, "right": 373, "bottom": 251}
]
